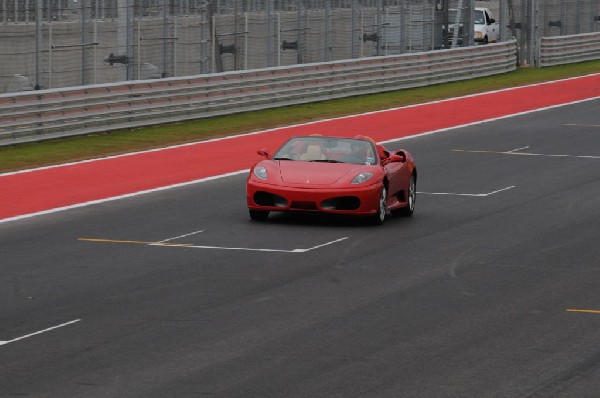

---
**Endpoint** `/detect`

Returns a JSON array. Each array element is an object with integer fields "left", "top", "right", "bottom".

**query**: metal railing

[
  {"left": 539, "top": 32, "right": 600, "bottom": 67},
  {"left": 0, "top": 40, "right": 516, "bottom": 146}
]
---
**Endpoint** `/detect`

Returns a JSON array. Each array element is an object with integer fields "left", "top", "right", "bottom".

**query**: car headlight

[
  {"left": 253, "top": 166, "right": 268, "bottom": 180},
  {"left": 475, "top": 31, "right": 483, "bottom": 39},
  {"left": 351, "top": 172, "right": 373, "bottom": 184}
]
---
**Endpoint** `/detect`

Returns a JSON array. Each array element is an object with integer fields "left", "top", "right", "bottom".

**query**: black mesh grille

[
  {"left": 254, "top": 191, "right": 288, "bottom": 207},
  {"left": 321, "top": 196, "right": 361, "bottom": 211}
]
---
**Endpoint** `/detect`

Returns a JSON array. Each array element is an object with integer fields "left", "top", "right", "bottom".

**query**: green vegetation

[{"left": 1, "top": 60, "right": 599, "bottom": 173}]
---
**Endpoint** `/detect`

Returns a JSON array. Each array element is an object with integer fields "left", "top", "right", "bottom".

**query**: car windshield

[
  {"left": 274, "top": 136, "right": 378, "bottom": 165},
  {"left": 474, "top": 10, "right": 485, "bottom": 25}
]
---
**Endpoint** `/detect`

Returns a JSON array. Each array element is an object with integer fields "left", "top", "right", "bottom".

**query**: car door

[
  {"left": 383, "top": 154, "right": 410, "bottom": 206},
  {"left": 485, "top": 11, "right": 498, "bottom": 42}
]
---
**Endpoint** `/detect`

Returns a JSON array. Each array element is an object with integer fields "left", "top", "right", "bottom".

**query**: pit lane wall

[{"left": 0, "top": 41, "right": 516, "bottom": 147}]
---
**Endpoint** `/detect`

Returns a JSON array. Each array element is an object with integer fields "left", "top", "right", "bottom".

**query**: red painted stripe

[{"left": 1, "top": 74, "right": 599, "bottom": 221}]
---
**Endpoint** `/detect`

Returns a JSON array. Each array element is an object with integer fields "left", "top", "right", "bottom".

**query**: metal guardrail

[
  {"left": 539, "top": 32, "right": 600, "bottom": 68},
  {"left": 0, "top": 41, "right": 517, "bottom": 146}
]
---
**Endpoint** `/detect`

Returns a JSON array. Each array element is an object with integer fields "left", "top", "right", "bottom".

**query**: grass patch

[{"left": 1, "top": 60, "right": 599, "bottom": 173}]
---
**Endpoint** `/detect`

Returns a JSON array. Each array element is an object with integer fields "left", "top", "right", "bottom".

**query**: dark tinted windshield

[{"left": 474, "top": 10, "right": 485, "bottom": 24}]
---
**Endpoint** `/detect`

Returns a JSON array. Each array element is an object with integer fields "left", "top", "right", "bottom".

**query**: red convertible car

[{"left": 246, "top": 135, "right": 416, "bottom": 224}]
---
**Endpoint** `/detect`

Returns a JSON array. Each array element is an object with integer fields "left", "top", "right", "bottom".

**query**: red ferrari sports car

[{"left": 246, "top": 135, "right": 416, "bottom": 224}]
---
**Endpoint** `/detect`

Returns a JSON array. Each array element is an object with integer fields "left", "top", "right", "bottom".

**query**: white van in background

[{"left": 474, "top": 7, "right": 499, "bottom": 44}]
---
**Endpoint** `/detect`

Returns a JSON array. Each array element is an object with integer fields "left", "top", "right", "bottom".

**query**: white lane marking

[
  {"left": 291, "top": 237, "right": 350, "bottom": 253},
  {"left": 454, "top": 149, "right": 600, "bottom": 160},
  {"left": 159, "top": 237, "right": 349, "bottom": 253},
  {"left": 156, "top": 229, "right": 205, "bottom": 243},
  {"left": 379, "top": 95, "right": 600, "bottom": 145},
  {"left": 0, "top": 170, "right": 249, "bottom": 224},
  {"left": 564, "top": 123, "right": 600, "bottom": 128},
  {"left": 3, "top": 73, "right": 600, "bottom": 178},
  {"left": 418, "top": 186, "right": 516, "bottom": 197},
  {"left": 511, "top": 152, "right": 600, "bottom": 159},
  {"left": 83, "top": 236, "right": 349, "bottom": 253},
  {"left": 0, "top": 319, "right": 81, "bottom": 347},
  {"left": 507, "top": 146, "right": 530, "bottom": 153}
]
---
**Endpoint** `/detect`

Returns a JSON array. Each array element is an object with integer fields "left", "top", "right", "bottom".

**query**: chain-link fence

[
  {"left": 499, "top": 0, "right": 600, "bottom": 65},
  {"left": 1, "top": 0, "right": 478, "bottom": 92},
  {"left": 1, "top": 0, "right": 599, "bottom": 93}
]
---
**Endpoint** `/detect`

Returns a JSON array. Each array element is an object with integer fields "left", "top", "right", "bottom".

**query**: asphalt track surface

[{"left": 1, "top": 95, "right": 600, "bottom": 397}]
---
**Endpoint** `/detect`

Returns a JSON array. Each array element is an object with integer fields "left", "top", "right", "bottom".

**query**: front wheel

[
  {"left": 369, "top": 185, "right": 387, "bottom": 225},
  {"left": 392, "top": 174, "right": 416, "bottom": 217},
  {"left": 249, "top": 209, "right": 269, "bottom": 221}
]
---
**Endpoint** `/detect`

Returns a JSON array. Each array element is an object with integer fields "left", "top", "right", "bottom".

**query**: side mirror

[
  {"left": 387, "top": 154, "right": 405, "bottom": 163},
  {"left": 257, "top": 148, "right": 272, "bottom": 159},
  {"left": 394, "top": 150, "right": 407, "bottom": 162},
  {"left": 489, "top": 18, "right": 495, "bottom": 24}
]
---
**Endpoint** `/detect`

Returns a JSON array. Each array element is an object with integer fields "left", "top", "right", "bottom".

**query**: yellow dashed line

[
  {"left": 566, "top": 309, "right": 600, "bottom": 314},
  {"left": 79, "top": 238, "right": 193, "bottom": 247}
]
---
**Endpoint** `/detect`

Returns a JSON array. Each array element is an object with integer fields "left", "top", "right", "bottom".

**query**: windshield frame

[{"left": 274, "top": 136, "right": 379, "bottom": 166}]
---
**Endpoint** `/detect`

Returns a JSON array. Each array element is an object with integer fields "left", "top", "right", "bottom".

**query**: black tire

[
  {"left": 369, "top": 185, "right": 387, "bottom": 225},
  {"left": 392, "top": 174, "right": 416, "bottom": 217},
  {"left": 483, "top": 36, "right": 489, "bottom": 45},
  {"left": 249, "top": 209, "right": 269, "bottom": 221}
]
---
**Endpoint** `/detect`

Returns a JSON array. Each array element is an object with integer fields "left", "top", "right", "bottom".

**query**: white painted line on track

[
  {"left": 454, "top": 149, "right": 600, "bottom": 160},
  {"left": 173, "top": 236, "right": 349, "bottom": 253},
  {"left": 507, "top": 146, "right": 530, "bottom": 153},
  {"left": 0, "top": 319, "right": 81, "bottom": 347},
  {"left": 564, "top": 123, "right": 600, "bottom": 128},
  {"left": 291, "top": 237, "right": 350, "bottom": 253},
  {"left": 418, "top": 186, "right": 516, "bottom": 197},
  {"left": 0, "top": 170, "right": 249, "bottom": 224},
  {"left": 156, "top": 229, "right": 205, "bottom": 243},
  {"left": 380, "top": 95, "right": 600, "bottom": 146},
  {"left": 81, "top": 236, "right": 349, "bottom": 254}
]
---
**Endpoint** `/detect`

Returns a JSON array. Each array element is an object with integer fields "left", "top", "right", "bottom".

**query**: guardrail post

[
  {"left": 499, "top": 0, "right": 507, "bottom": 42},
  {"left": 467, "top": 0, "right": 475, "bottom": 46},
  {"left": 591, "top": 0, "right": 597, "bottom": 32},
  {"left": 351, "top": 0, "right": 357, "bottom": 58},
  {"left": 267, "top": 1, "right": 274, "bottom": 67},
  {"left": 35, "top": 0, "right": 42, "bottom": 89},
  {"left": 530, "top": 0, "right": 538, "bottom": 66},
  {"left": 296, "top": 2, "right": 305, "bottom": 64},
  {"left": 82, "top": 0, "right": 88, "bottom": 85},
  {"left": 117, "top": 0, "right": 128, "bottom": 81},
  {"left": 245, "top": 12, "right": 249, "bottom": 70},
  {"left": 325, "top": 0, "right": 332, "bottom": 61},
  {"left": 162, "top": 0, "right": 168, "bottom": 77},
  {"left": 376, "top": 0, "right": 383, "bottom": 56},
  {"left": 127, "top": 0, "right": 133, "bottom": 80},
  {"left": 277, "top": 12, "right": 281, "bottom": 66}
]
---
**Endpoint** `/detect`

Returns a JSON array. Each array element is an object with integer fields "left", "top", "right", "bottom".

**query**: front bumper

[{"left": 247, "top": 180, "right": 382, "bottom": 215}]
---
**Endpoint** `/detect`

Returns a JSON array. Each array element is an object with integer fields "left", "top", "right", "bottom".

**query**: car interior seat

[{"left": 300, "top": 144, "right": 326, "bottom": 161}]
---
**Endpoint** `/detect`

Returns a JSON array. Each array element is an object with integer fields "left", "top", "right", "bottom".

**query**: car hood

[{"left": 277, "top": 161, "right": 364, "bottom": 185}]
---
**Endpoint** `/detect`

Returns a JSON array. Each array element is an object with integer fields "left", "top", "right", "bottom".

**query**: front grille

[
  {"left": 290, "top": 201, "right": 318, "bottom": 210},
  {"left": 321, "top": 196, "right": 361, "bottom": 211},
  {"left": 254, "top": 191, "right": 288, "bottom": 207}
]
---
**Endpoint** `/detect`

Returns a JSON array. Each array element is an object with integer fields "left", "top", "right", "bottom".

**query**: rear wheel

[
  {"left": 392, "top": 174, "right": 416, "bottom": 217},
  {"left": 369, "top": 185, "right": 387, "bottom": 225},
  {"left": 249, "top": 209, "right": 269, "bottom": 221}
]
